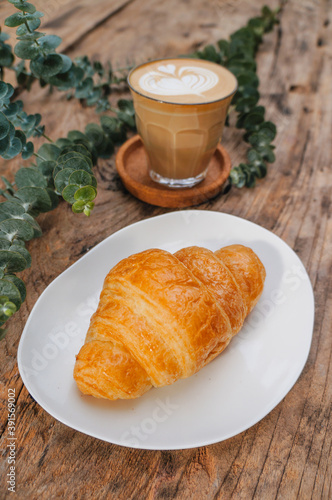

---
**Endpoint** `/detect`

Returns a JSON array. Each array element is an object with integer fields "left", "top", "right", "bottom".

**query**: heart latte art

[
  {"left": 138, "top": 64, "right": 219, "bottom": 97},
  {"left": 128, "top": 58, "right": 237, "bottom": 186}
]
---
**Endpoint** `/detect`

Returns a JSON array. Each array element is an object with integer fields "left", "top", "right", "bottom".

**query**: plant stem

[
  {"left": 41, "top": 132, "right": 53, "bottom": 143},
  {"left": 33, "top": 152, "right": 45, "bottom": 160}
]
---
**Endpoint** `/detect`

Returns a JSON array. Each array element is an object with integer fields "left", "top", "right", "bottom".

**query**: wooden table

[{"left": 1, "top": 0, "right": 331, "bottom": 498}]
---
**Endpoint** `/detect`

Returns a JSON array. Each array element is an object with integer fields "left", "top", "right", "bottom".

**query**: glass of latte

[{"left": 128, "top": 58, "right": 237, "bottom": 188}]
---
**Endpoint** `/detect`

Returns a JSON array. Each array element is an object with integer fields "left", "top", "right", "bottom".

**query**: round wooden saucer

[{"left": 115, "top": 135, "right": 231, "bottom": 208}]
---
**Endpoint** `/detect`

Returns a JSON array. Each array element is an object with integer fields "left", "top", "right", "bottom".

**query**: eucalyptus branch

[
  {"left": 0, "top": 120, "right": 115, "bottom": 332},
  {"left": 4, "top": 3, "right": 132, "bottom": 115},
  {"left": 0, "top": 28, "right": 15, "bottom": 79},
  {"left": 194, "top": 5, "right": 280, "bottom": 187}
]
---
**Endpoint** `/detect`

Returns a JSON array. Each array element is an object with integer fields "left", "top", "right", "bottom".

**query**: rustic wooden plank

[
  {"left": 0, "top": 0, "right": 331, "bottom": 498},
  {"left": 1, "top": 0, "right": 135, "bottom": 51},
  {"left": 66, "top": 0, "right": 276, "bottom": 67}
]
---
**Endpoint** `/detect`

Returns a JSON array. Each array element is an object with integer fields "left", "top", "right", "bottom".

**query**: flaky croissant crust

[{"left": 74, "top": 244, "right": 266, "bottom": 400}]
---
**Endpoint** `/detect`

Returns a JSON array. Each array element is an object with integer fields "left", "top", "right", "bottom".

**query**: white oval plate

[{"left": 18, "top": 210, "right": 314, "bottom": 450}]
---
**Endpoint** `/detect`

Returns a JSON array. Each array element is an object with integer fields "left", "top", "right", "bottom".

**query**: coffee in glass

[{"left": 128, "top": 58, "right": 237, "bottom": 188}]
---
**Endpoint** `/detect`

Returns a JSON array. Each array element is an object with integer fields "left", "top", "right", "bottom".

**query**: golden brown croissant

[{"left": 73, "top": 244, "right": 266, "bottom": 400}]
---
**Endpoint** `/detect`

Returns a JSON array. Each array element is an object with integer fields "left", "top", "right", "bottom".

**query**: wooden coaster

[{"left": 115, "top": 135, "right": 231, "bottom": 208}]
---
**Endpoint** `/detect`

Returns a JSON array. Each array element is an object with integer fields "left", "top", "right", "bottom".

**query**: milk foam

[{"left": 138, "top": 64, "right": 219, "bottom": 97}]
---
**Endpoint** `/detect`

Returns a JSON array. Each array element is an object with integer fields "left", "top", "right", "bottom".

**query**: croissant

[{"left": 74, "top": 244, "right": 266, "bottom": 400}]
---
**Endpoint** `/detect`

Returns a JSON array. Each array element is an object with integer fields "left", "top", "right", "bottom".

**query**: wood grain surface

[{"left": 0, "top": 0, "right": 331, "bottom": 498}]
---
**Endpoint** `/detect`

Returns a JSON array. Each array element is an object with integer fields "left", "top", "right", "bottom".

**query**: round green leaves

[{"left": 195, "top": 5, "right": 279, "bottom": 188}]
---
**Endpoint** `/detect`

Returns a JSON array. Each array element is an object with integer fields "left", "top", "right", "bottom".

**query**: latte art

[
  {"left": 138, "top": 64, "right": 219, "bottom": 97},
  {"left": 128, "top": 58, "right": 237, "bottom": 187}
]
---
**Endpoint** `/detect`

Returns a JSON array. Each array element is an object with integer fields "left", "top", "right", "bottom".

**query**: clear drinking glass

[{"left": 128, "top": 58, "right": 237, "bottom": 188}]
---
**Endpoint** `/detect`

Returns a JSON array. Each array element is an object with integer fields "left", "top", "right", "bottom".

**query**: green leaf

[
  {"left": 0, "top": 218, "right": 34, "bottom": 242},
  {"left": 10, "top": 244, "right": 31, "bottom": 268},
  {"left": 83, "top": 202, "right": 94, "bottom": 217},
  {"left": 7, "top": 123, "right": 16, "bottom": 141},
  {"left": 72, "top": 200, "right": 85, "bottom": 213},
  {"left": 227, "top": 60, "right": 256, "bottom": 76},
  {"left": 45, "top": 188, "right": 59, "bottom": 210},
  {"left": 3, "top": 103, "right": 19, "bottom": 119},
  {"left": 238, "top": 86, "right": 259, "bottom": 101},
  {"left": 247, "top": 148, "right": 263, "bottom": 165},
  {"left": 62, "top": 184, "right": 79, "bottom": 204},
  {"left": 0, "top": 82, "right": 9, "bottom": 99},
  {"left": 21, "top": 141, "right": 34, "bottom": 159},
  {"left": 248, "top": 131, "right": 271, "bottom": 149},
  {"left": 71, "top": 65, "right": 85, "bottom": 86},
  {"left": 86, "top": 88, "right": 102, "bottom": 106},
  {"left": 117, "top": 100, "right": 136, "bottom": 129},
  {"left": 198, "top": 44, "right": 220, "bottom": 63},
  {"left": 5, "top": 10, "right": 43, "bottom": 27},
  {"left": 116, "top": 111, "right": 136, "bottom": 129},
  {"left": 250, "top": 105, "right": 265, "bottom": 116},
  {"left": 54, "top": 168, "right": 74, "bottom": 194},
  {"left": 48, "top": 68, "right": 76, "bottom": 90},
  {"left": 258, "top": 121, "right": 277, "bottom": 141},
  {"left": 97, "top": 137, "right": 114, "bottom": 159},
  {"left": 256, "top": 145, "right": 276, "bottom": 163},
  {"left": 235, "top": 96, "right": 259, "bottom": 113},
  {"left": 58, "top": 54, "right": 72, "bottom": 74},
  {"left": 1, "top": 176, "right": 15, "bottom": 195},
  {"left": 5, "top": 13, "right": 26, "bottom": 28},
  {"left": 59, "top": 156, "right": 93, "bottom": 174},
  {"left": 15, "top": 40, "right": 40, "bottom": 60},
  {"left": 0, "top": 136, "right": 10, "bottom": 157},
  {"left": 57, "top": 150, "right": 93, "bottom": 169},
  {"left": 38, "top": 35, "right": 62, "bottom": 53},
  {"left": 74, "top": 186, "right": 96, "bottom": 202},
  {"left": 217, "top": 39, "right": 229, "bottom": 58},
  {"left": 229, "top": 167, "right": 246, "bottom": 188},
  {"left": 0, "top": 280, "right": 22, "bottom": 310},
  {"left": 0, "top": 207, "right": 41, "bottom": 238},
  {"left": 20, "top": 213, "right": 42, "bottom": 237},
  {"left": 71, "top": 199, "right": 94, "bottom": 216},
  {"left": 59, "top": 144, "right": 91, "bottom": 159},
  {"left": 248, "top": 161, "right": 267, "bottom": 179},
  {"left": 15, "top": 167, "right": 48, "bottom": 189},
  {"left": 2, "top": 83, "right": 14, "bottom": 100},
  {"left": 16, "top": 18, "right": 41, "bottom": 35},
  {"left": 0, "top": 33, "right": 10, "bottom": 42},
  {"left": 0, "top": 45, "right": 14, "bottom": 68},
  {"left": 0, "top": 112, "right": 10, "bottom": 141},
  {"left": 1, "top": 137, "right": 22, "bottom": 160},
  {"left": 36, "top": 143, "right": 61, "bottom": 164},
  {"left": 100, "top": 116, "right": 125, "bottom": 143},
  {"left": 69, "top": 170, "right": 93, "bottom": 187},
  {"left": 14, "top": 187, "right": 53, "bottom": 215},
  {"left": 0, "top": 297, "right": 17, "bottom": 322},
  {"left": 74, "top": 77, "right": 93, "bottom": 99},
  {"left": 248, "top": 18, "right": 265, "bottom": 37},
  {"left": 37, "top": 160, "right": 56, "bottom": 182},
  {"left": 243, "top": 112, "right": 265, "bottom": 132},
  {"left": 16, "top": 31, "right": 45, "bottom": 42},
  {"left": 84, "top": 123, "right": 104, "bottom": 146},
  {"left": 66, "top": 130, "right": 87, "bottom": 143},
  {"left": 0, "top": 250, "right": 27, "bottom": 273},
  {"left": 0, "top": 240, "right": 10, "bottom": 250},
  {"left": 0, "top": 201, "right": 26, "bottom": 217},
  {"left": 4, "top": 275, "right": 26, "bottom": 303},
  {"left": 30, "top": 54, "right": 64, "bottom": 78},
  {"left": 8, "top": 1, "right": 37, "bottom": 14},
  {"left": 55, "top": 138, "right": 72, "bottom": 149}
]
